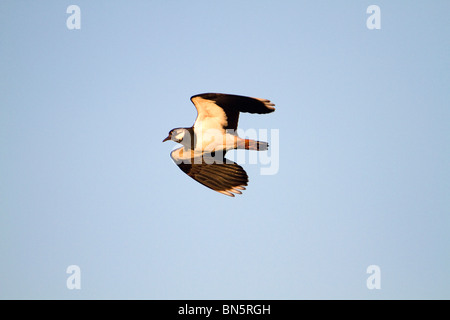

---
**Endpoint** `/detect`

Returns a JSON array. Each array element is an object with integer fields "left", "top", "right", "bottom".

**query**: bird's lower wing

[{"left": 173, "top": 152, "right": 248, "bottom": 197}]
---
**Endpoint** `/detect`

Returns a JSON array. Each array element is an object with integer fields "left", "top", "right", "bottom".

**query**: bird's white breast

[{"left": 193, "top": 128, "right": 237, "bottom": 153}]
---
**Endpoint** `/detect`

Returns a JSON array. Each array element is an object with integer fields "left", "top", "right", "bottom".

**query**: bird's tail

[{"left": 237, "top": 139, "right": 269, "bottom": 151}]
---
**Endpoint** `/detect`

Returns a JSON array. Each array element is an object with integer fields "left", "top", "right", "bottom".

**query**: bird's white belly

[{"left": 194, "top": 127, "right": 237, "bottom": 153}]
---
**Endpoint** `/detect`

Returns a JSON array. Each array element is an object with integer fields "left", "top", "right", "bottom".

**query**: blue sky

[{"left": 0, "top": 1, "right": 449, "bottom": 299}]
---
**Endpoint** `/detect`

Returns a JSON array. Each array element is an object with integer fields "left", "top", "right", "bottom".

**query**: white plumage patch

[{"left": 191, "top": 96, "right": 228, "bottom": 132}]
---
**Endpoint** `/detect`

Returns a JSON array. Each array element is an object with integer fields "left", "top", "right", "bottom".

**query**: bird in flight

[{"left": 163, "top": 93, "right": 275, "bottom": 197}]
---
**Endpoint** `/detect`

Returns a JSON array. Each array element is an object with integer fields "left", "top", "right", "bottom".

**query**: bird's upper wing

[
  {"left": 191, "top": 93, "right": 275, "bottom": 132},
  {"left": 170, "top": 147, "right": 248, "bottom": 197}
]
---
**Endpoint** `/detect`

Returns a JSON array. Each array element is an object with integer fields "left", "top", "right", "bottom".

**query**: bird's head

[{"left": 162, "top": 128, "right": 188, "bottom": 143}]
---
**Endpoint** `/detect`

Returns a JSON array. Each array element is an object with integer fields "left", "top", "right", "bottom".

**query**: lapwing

[{"left": 163, "top": 93, "right": 275, "bottom": 197}]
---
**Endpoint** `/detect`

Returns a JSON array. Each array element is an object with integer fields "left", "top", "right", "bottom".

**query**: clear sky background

[{"left": 0, "top": 1, "right": 449, "bottom": 299}]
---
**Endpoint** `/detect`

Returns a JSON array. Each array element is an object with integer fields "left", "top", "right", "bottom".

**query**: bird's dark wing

[
  {"left": 191, "top": 93, "right": 275, "bottom": 131},
  {"left": 173, "top": 152, "right": 249, "bottom": 197}
]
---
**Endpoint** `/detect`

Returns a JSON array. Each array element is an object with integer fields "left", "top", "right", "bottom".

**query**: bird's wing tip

[
  {"left": 256, "top": 98, "right": 276, "bottom": 111},
  {"left": 218, "top": 190, "right": 235, "bottom": 197}
]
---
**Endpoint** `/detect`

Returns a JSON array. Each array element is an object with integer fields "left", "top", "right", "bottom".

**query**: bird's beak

[{"left": 162, "top": 135, "right": 171, "bottom": 142}]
